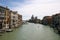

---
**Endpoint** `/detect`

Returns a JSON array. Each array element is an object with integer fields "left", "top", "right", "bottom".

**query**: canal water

[{"left": 0, "top": 23, "right": 60, "bottom": 40}]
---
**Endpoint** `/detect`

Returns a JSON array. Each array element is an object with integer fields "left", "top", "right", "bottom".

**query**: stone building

[
  {"left": 18, "top": 14, "right": 22, "bottom": 26},
  {"left": 10, "top": 11, "right": 19, "bottom": 28},
  {"left": 0, "top": 6, "right": 5, "bottom": 30},
  {"left": 52, "top": 13, "right": 60, "bottom": 32},
  {"left": 42, "top": 16, "right": 52, "bottom": 25},
  {"left": 0, "top": 6, "right": 22, "bottom": 32}
]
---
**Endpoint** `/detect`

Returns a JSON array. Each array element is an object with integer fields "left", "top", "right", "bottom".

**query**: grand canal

[{"left": 0, "top": 23, "right": 60, "bottom": 40}]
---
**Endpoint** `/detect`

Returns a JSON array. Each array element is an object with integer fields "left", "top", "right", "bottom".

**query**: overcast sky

[{"left": 0, "top": 0, "right": 60, "bottom": 20}]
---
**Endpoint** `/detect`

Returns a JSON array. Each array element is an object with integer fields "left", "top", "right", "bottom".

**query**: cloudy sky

[{"left": 0, "top": 0, "right": 60, "bottom": 20}]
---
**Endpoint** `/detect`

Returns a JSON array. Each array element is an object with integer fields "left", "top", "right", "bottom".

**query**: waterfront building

[
  {"left": 0, "top": 6, "right": 10, "bottom": 31},
  {"left": 17, "top": 14, "right": 22, "bottom": 26},
  {"left": 42, "top": 16, "right": 52, "bottom": 25},
  {"left": 0, "top": 6, "right": 5, "bottom": 30},
  {"left": 0, "top": 6, "right": 22, "bottom": 32},
  {"left": 52, "top": 13, "right": 60, "bottom": 31}
]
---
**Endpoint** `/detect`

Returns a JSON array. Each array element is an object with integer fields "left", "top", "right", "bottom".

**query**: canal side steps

[{"left": 0, "top": 29, "right": 5, "bottom": 33}]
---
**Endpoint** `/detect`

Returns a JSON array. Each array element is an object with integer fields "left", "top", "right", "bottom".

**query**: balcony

[
  {"left": 0, "top": 15, "right": 5, "bottom": 17},
  {"left": 0, "top": 13, "right": 5, "bottom": 18},
  {"left": 0, "top": 17, "right": 4, "bottom": 19}
]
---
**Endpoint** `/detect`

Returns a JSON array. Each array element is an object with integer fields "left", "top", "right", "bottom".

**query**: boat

[{"left": 6, "top": 29, "right": 13, "bottom": 32}]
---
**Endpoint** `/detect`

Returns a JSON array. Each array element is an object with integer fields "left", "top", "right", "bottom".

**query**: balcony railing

[{"left": 0, "top": 17, "right": 4, "bottom": 19}]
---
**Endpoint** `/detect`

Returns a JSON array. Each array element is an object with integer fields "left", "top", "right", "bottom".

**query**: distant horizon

[{"left": 0, "top": 0, "right": 60, "bottom": 20}]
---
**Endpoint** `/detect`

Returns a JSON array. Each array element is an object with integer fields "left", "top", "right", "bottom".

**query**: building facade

[
  {"left": 0, "top": 6, "right": 22, "bottom": 32},
  {"left": 10, "top": 11, "right": 19, "bottom": 28},
  {"left": 18, "top": 14, "right": 22, "bottom": 26},
  {"left": 0, "top": 6, "right": 5, "bottom": 30}
]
